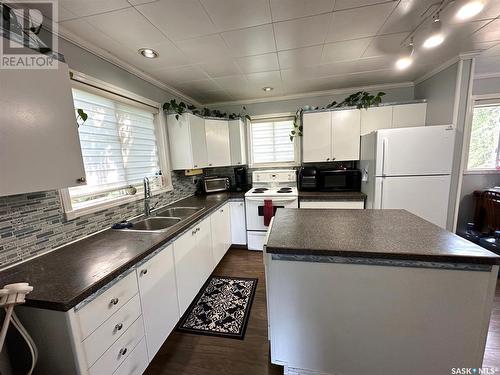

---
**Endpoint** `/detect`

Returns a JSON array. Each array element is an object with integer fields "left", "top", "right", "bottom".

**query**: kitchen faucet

[{"left": 143, "top": 177, "right": 154, "bottom": 216}]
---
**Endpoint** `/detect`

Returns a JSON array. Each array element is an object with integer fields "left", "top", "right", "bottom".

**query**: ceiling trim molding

[
  {"left": 414, "top": 56, "right": 460, "bottom": 85},
  {"left": 474, "top": 72, "right": 500, "bottom": 80},
  {"left": 205, "top": 82, "right": 415, "bottom": 107},
  {"left": 56, "top": 24, "right": 202, "bottom": 107}
]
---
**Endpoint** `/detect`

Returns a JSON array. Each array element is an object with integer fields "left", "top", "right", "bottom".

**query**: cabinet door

[
  {"left": 229, "top": 119, "right": 246, "bottom": 166},
  {"left": 137, "top": 245, "right": 179, "bottom": 360},
  {"left": 392, "top": 103, "right": 427, "bottom": 128},
  {"left": 205, "top": 119, "right": 231, "bottom": 167},
  {"left": 211, "top": 204, "right": 231, "bottom": 267},
  {"left": 230, "top": 201, "right": 246, "bottom": 245},
  {"left": 173, "top": 228, "right": 201, "bottom": 315},
  {"left": 195, "top": 217, "right": 213, "bottom": 282},
  {"left": 302, "top": 112, "right": 332, "bottom": 162},
  {"left": 360, "top": 106, "right": 392, "bottom": 135},
  {"left": 331, "top": 109, "right": 361, "bottom": 161},
  {"left": 0, "top": 60, "right": 86, "bottom": 196},
  {"left": 189, "top": 114, "right": 208, "bottom": 168}
]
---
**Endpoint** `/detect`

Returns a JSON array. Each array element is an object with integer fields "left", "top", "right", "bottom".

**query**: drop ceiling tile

[
  {"left": 176, "top": 78, "right": 223, "bottom": 92},
  {"left": 379, "top": 0, "right": 438, "bottom": 35},
  {"left": 270, "top": 0, "right": 334, "bottom": 22},
  {"left": 58, "top": 0, "right": 130, "bottom": 19},
  {"left": 128, "top": 0, "right": 160, "bottom": 5},
  {"left": 480, "top": 42, "right": 500, "bottom": 57},
  {"left": 151, "top": 65, "right": 208, "bottom": 83},
  {"left": 442, "top": 0, "right": 500, "bottom": 25},
  {"left": 197, "top": 60, "right": 243, "bottom": 77},
  {"left": 176, "top": 34, "right": 232, "bottom": 63},
  {"left": 122, "top": 40, "right": 189, "bottom": 69},
  {"left": 274, "top": 13, "right": 331, "bottom": 50},
  {"left": 326, "top": 2, "right": 396, "bottom": 42},
  {"left": 236, "top": 53, "right": 279, "bottom": 73},
  {"left": 322, "top": 38, "right": 372, "bottom": 63},
  {"left": 197, "top": 90, "right": 232, "bottom": 103},
  {"left": 246, "top": 71, "right": 282, "bottom": 86},
  {"left": 135, "top": 0, "right": 216, "bottom": 41},
  {"left": 57, "top": 5, "right": 78, "bottom": 22},
  {"left": 362, "top": 32, "right": 409, "bottom": 58},
  {"left": 83, "top": 7, "right": 166, "bottom": 50},
  {"left": 200, "top": 0, "right": 271, "bottom": 32},
  {"left": 221, "top": 24, "right": 276, "bottom": 57},
  {"left": 475, "top": 55, "right": 500, "bottom": 74},
  {"left": 278, "top": 45, "right": 323, "bottom": 69},
  {"left": 334, "top": 0, "right": 396, "bottom": 11},
  {"left": 471, "top": 19, "right": 500, "bottom": 43},
  {"left": 213, "top": 75, "right": 249, "bottom": 89}
]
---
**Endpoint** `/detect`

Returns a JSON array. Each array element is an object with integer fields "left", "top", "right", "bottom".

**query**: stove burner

[
  {"left": 253, "top": 188, "right": 268, "bottom": 192},
  {"left": 252, "top": 191, "right": 264, "bottom": 194},
  {"left": 277, "top": 188, "right": 293, "bottom": 193}
]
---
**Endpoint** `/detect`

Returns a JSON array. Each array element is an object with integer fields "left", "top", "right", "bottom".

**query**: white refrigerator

[{"left": 360, "top": 125, "right": 455, "bottom": 229}]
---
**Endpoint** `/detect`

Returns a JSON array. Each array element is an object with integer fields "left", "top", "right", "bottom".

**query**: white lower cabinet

[
  {"left": 113, "top": 337, "right": 149, "bottom": 375},
  {"left": 137, "top": 244, "right": 179, "bottom": 361},
  {"left": 230, "top": 201, "right": 246, "bottom": 245},
  {"left": 211, "top": 203, "right": 232, "bottom": 266},
  {"left": 300, "top": 200, "right": 364, "bottom": 209}
]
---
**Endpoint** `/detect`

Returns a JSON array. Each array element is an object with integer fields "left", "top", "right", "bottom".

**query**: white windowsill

[{"left": 62, "top": 184, "right": 173, "bottom": 221}]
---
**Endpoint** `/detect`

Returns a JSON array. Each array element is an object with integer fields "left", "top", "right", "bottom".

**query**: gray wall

[
  {"left": 414, "top": 63, "right": 458, "bottom": 126},
  {"left": 212, "top": 86, "right": 415, "bottom": 116},
  {"left": 473, "top": 77, "right": 500, "bottom": 96}
]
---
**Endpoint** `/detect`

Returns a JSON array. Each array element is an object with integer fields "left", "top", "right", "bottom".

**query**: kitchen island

[{"left": 264, "top": 208, "right": 500, "bottom": 375}]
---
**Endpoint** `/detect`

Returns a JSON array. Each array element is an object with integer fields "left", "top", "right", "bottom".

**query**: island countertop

[{"left": 265, "top": 208, "right": 500, "bottom": 265}]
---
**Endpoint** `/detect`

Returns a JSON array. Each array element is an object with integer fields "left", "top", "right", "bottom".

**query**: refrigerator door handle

[{"left": 382, "top": 137, "right": 388, "bottom": 176}]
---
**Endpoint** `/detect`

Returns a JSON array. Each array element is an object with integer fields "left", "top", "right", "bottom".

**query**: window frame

[
  {"left": 247, "top": 112, "right": 300, "bottom": 168},
  {"left": 463, "top": 95, "right": 500, "bottom": 175},
  {"left": 60, "top": 71, "right": 173, "bottom": 220}
]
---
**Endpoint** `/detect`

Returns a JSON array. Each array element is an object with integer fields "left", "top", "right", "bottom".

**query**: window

[
  {"left": 62, "top": 86, "right": 169, "bottom": 218},
  {"left": 249, "top": 116, "right": 298, "bottom": 166},
  {"left": 467, "top": 100, "right": 500, "bottom": 171}
]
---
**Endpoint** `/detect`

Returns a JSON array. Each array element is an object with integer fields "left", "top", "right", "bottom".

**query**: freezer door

[
  {"left": 374, "top": 175, "right": 451, "bottom": 228},
  {"left": 375, "top": 126, "right": 455, "bottom": 176}
]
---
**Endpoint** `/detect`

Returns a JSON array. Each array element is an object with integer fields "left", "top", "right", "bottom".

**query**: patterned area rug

[{"left": 177, "top": 276, "right": 258, "bottom": 340}]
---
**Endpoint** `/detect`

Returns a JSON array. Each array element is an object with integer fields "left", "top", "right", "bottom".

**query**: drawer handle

[
  {"left": 140, "top": 269, "right": 148, "bottom": 276},
  {"left": 119, "top": 347, "right": 127, "bottom": 356},
  {"left": 110, "top": 298, "right": 119, "bottom": 306},
  {"left": 192, "top": 229, "right": 196, "bottom": 235},
  {"left": 196, "top": 227, "right": 200, "bottom": 232},
  {"left": 115, "top": 323, "right": 123, "bottom": 332}
]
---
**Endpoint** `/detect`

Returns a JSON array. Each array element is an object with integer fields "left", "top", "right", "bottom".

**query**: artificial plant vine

[
  {"left": 163, "top": 99, "right": 251, "bottom": 121},
  {"left": 75, "top": 108, "right": 88, "bottom": 127},
  {"left": 289, "top": 91, "right": 386, "bottom": 141}
]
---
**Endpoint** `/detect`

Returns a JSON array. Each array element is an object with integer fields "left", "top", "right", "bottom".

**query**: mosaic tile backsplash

[{"left": 0, "top": 171, "right": 198, "bottom": 268}]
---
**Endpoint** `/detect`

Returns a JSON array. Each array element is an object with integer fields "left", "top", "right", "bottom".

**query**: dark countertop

[
  {"left": 298, "top": 191, "right": 366, "bottom": 201},
  {"left": 0, "top": 192, "right": 244, "bottom": 311},
  {"left": 266, "top": 209, "right": 500, "bottom": 265}
]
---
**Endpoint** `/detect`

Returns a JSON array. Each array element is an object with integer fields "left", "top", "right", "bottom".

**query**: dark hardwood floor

[
  {"left": 146, "top": 248, "right": 500, "bottom": 374},
  {"left": 145, "top": 248, "right": 283, "bottom": 375}
]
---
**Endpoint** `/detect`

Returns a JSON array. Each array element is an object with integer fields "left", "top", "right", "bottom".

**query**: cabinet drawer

[
  {"left": 113, "top": 337, "right": 148, "bottom": 375},
  {"left": 77, "top": 271, "right": 139, "bottom": 339},
  {"left": 83, "top": 293, "right": 142, "bottom": 367},
  {"left": 300, "top": 200, "right": 364, "bottom": 209},
  {"left": 89, "top": 316, "right": 145, "bottom": 375}
]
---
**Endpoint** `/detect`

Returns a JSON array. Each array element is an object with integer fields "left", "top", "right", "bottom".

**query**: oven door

[{"left": 245, "top": 196, "right": 298, "bottom": 231}]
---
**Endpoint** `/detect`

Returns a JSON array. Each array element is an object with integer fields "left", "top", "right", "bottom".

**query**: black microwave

[{"left": 318, "top": 169, "right": 361, "bottom": 192}]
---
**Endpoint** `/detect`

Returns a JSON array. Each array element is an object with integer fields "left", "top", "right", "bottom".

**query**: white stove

[{"left": 245, "top": 170, "right": 298, "bottom": 250}]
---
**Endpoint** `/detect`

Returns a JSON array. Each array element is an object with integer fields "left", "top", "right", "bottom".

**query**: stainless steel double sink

[{"left": 117, "top": 207, "right": 204, "bottom": 233}]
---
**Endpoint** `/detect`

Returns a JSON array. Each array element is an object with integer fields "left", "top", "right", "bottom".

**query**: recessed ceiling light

[
  {"left": 395, "top": 41, "right": 414, "bottom": 70},
  {"left": 423, "top": 15, "right": 444, "bottom": 49},
  {"left": 456, "top": 1, "right": 484, "bottom": 20},
  {"left": 138, "top": 48, "right": 159, "bottom": 59},
  {"left": 262, "top": 87, "right": 274, "bottom": 92}
]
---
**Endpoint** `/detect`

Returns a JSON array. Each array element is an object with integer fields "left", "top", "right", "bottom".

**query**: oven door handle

[{"left": 245, "top": 196, "right": 298, "bottom": 202}]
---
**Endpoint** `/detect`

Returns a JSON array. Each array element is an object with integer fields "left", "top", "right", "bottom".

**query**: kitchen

[{"left": 0, "top": 1, "right": 500, "bottom": 375}]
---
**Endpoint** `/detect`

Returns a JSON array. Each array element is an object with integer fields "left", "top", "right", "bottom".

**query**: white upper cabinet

[
  {"left": 229, "top": 119, "right": 247, "bottom": 166},
  {"left": 0, "top": 56, "right": 86, "bottom": 196},
  {"left": 167, "top": 113, "right": 208, "bottom": 170},
  {"left": 303, "top": 112, "right": 331, "bottom": 163},
  {"left": 360, "top": 106, "right": 392, "bottom": 135},
  {"left": 331, "top": 109, "right": 361, "bottom": 161},
  {"left": 392, "top": 103, "right": 427, "bottom": 128},
  {"left": 205, "top": 119, "right": 231, "bottom": 167},
  {"left": 136, "top": 244, "right": 179, "bottom": 361}
]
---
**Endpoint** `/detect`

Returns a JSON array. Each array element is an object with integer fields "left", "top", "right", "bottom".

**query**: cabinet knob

[
  {"left": 220, "top": 209, "right": 224, "bottom": 213},
  {"left": 119, "top": 347, "right": 127, "bottom": 356},
  {"left": 194, "top": 165, "right": 198, "bottom": 168},
  {"left": 140, "top": 269, "right": 148, "bottom": 276},
  {"left": 76, "top": 177, "right": 86, "bottom": 183},
  {"left": 115, "top": 323, "right": 123, "bottom": 331},
  {"left": 209, "top": 163, "right": 213, "bottom": 166},
  {"left": 326, "top": 158, "right": 330, "bottom": 161},
  {"left": 332, "top": 157, "right": 336, "bottom": 161},
  {"left": 110, "top": 298, "right": 119, "bottom": 306},
  {"left": 196, "top": 227, "right": 200, "bottom": 232},
  {"left": 192, "top": 229, "right": 196, "bottom": 235}
]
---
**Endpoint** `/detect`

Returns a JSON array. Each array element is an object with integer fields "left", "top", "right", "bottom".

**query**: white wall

[{"left": 473, "top": 77, "right": 500, "bottom": 96}]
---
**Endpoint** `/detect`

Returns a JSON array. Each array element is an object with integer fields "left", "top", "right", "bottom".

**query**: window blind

[
  {"left": 69, "top": 88, "right": 162, "bottom": 207},
  {"left": 250, "top": 119, "right": 295, "bottom": 164}
]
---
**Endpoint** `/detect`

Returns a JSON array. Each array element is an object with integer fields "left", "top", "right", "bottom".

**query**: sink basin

[
  {"left": 124, "top": 217, "right": 182, "bottom": 232},
  {"left": 155, "top": 206, "right": 203, "bottom": 219}
]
